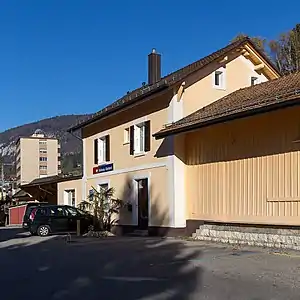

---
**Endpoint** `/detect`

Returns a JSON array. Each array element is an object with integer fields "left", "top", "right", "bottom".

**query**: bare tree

[
  {"left": 269, "top": 24, "right": 300, "bottom": 74},
  {"left": 231, "top": 33, "right": 267, "bottom": 52}
]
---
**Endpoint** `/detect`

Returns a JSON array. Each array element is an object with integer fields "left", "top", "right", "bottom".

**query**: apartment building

[
  {"left": 69, "top": 37, "right": 280, "bottom": 235},
  {"left": 16, "top": 130, "right": 61, "bottom": 186}
]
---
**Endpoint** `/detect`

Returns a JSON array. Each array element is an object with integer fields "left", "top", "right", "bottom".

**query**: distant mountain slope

[{"left": 0, "top": 114, "right": 92, "bottom": 172}]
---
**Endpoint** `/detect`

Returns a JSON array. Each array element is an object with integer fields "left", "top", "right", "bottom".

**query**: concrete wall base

[{"left": 193, "top": 224, "right": 300, "bottom": 250}]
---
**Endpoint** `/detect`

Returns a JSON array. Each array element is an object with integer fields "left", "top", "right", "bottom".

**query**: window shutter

[
  {"left": 105, "top": 135, "right": 110, "bottom": 161},
  {"left": 129, "top": 125, "right": 134, "bottom": 155},
  {"left": 94, "top": 139, "right": 98, "bottom": 165},
  {"left": 144, "top": 120, "right": 151, "bottom": 152}
]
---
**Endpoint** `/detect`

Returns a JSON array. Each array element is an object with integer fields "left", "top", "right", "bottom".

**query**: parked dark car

[
  {"left": 27, "top": 205, "right": 93, "bottom": 236},
  {"left": 22, "top": 202, "right": 49, "bottom": 229}
]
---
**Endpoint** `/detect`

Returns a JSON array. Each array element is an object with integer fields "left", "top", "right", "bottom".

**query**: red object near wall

[{"left": 9, "top": 205, "right": 27, "bottom": 225}]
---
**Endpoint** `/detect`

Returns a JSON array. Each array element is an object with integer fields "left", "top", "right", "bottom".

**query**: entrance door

[{"left": 137, "top": 178, "right": 149, "bottom": 229}]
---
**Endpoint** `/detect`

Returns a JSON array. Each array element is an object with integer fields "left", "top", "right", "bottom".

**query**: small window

[
  {"left": 99, "top": 183, "right": 109, "bottom": 192},
  {"left": 39, "top": 150, "right": 47, "bottom": 154},
  {"left": 134, "top": 123, "right": 145, "bottom": 154},
  {"left": 213, "top": 68, "right": 225, "bottom": 89},
  {"left": 98, "top": 137, "right": 106, "bottom": 163},
  {"left": 251, "top": 76, "right": 259, "bottom": 86},
  {"left": 129, "top": 121, "right": 151, "bottom": 156},
  {"left": 39, "top": 165, "right": 47, "bottom": 170},
  {"left": 65, "top": 189, "right": 76, "bottom": 206},
  {"left": 98, "top": 183, "right": 109, "bottom": 212},
  {"left": 124, "top": 128, "right": 130, "bottom": 144},
  {"left": 96, "top": 135, "right": 110, "bottom": 164},
  {"left": 39, "top": 157, "right": 47, "bottom": 162}
]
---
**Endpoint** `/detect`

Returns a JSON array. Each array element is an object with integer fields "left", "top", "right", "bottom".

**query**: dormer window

[{"left": 213, "top": 67, "right": 226, "bottom": 89}]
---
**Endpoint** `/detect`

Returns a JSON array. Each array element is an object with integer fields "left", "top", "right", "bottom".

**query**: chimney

[{"left": 148, "top": 48, "right": 161, "bottom": 85}]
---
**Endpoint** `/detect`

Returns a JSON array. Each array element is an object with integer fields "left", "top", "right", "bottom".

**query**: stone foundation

[{"left": 193, "top": 224, "right": 300, "bottom": 250}]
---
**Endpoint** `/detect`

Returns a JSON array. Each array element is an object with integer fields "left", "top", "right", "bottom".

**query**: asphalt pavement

[{"left": 0, "top": 227, "right": 300, "bottom": 299}]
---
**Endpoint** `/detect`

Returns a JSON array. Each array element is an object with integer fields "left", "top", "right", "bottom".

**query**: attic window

[
  {"left": 251, "top": 76, "right": 259, "bottom": 86},
  {"left": 213, "top": 67, "right": 226, "bottom": 89}
]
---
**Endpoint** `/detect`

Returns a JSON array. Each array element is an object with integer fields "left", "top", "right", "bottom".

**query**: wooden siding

[{"left": 185, "top": 106, "right": 300, "bottom": 226}]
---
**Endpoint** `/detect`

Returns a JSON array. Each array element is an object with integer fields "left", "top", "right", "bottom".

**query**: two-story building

[{"left": 69, "top": 37, "right": 280, "bottom": 235}]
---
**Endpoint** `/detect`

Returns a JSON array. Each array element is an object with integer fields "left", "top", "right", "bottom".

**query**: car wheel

[{"left": 37, "top": 225, "right": 50, "bottom": 237}]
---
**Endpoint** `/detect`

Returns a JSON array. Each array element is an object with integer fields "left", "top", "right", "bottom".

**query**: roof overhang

[
  {"left": 21, "top": 175, "right": 82, "bottom": 189},
  {"left": 242, "top": 43, "right": 281, "bottom": 79},
  {"left": 68, "top": 82, "right": 169, "bottom": 132},
  {"left": 154, "top": 95, "right": 300, "bottom": 139}
]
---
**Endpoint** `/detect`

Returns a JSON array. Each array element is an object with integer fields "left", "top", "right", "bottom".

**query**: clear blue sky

[{"left": 0, "top": 0, "right": 299, "bottom": 132}]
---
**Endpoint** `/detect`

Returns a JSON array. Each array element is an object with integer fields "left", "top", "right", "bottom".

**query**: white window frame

[
  {"left": 134, "top": 122, "right": 145, "bottom": 155},
  {"left": 124, "top": 127, "right": 130, "bottom": 144},
  {"left": 213, "top": 67, "right": 226, "bottom": 90},
  {"left": 98, "top": 136, "right": 107, "bottom": 164},
  {"left": 64, "top": 189, "right": 76, "bottom": 206},
  {"left": 97, "top": 181, "right": 110, "bottom": 213},
  {"left": 251, "top": 76, "right": 259, "bottom": 86}
]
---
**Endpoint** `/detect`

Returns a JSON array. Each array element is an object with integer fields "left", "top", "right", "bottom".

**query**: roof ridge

[{"left": 160, "top": 37, "right": 250, "bottom": 81}]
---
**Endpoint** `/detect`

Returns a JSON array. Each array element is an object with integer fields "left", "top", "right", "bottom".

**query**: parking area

[{"left": 0, "top": 227, "right": 300, "bottom": 299}]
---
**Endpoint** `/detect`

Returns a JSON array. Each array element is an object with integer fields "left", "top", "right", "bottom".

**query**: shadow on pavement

[
  {"left": 0, "top": 227, "right": 27, "bottom": 242},
  {"left": 0, "top": 234, "right": 202, "bottom": 300},
  {"left": 1, "top": 192, "right": 203, "bottom": 300}
]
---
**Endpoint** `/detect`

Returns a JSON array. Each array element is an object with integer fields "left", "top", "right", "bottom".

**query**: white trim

[
  {"left": 96, "top": 178, "right": 111, "bottom": 189},
  {"left": 250, "top": 76, "right": 260, "bottom": 86},
  {"left": 212, "top": 67, "right": 226, "bottom": 90},
  {"left": 166, "top": 92, "right": 186, "bottom": 228},
  {"left": 64, "top": 188, "right": 77, "bottom": 206},
  {"left": 173, "top": 155, "right": 185, "bottom": 227},
  {"left": 97, "top": 136, "right": 106, "bottom": 164},
  {"left": 167, "top": 152, "right": 175, "bottom": 227},
  {"left": 86, "top": 162, "right": 166, "bottom": 179},
  {"left": 133, "top": 122, "right": 146, "bottom": 155},
  {"left": 82, "top": 139, "right": 87, "bottom": 202},
  {"left": 123, "top": 127, "right": 130, "bottom": 144}
]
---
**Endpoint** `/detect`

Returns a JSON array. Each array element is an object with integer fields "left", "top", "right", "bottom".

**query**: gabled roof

[
  {"left": 12, "top": 189, "right": 32, "bottom": 199},
  {"left": 154, "top": 72, "right": 300, "bottom": 139},
  {"left": 69, "top": 37, "right": 279, "bottom": 132}
]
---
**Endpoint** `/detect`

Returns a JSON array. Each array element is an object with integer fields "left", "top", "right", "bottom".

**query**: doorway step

[{"left": 127, "top": 229, "right": 149, "bottom": 237}]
